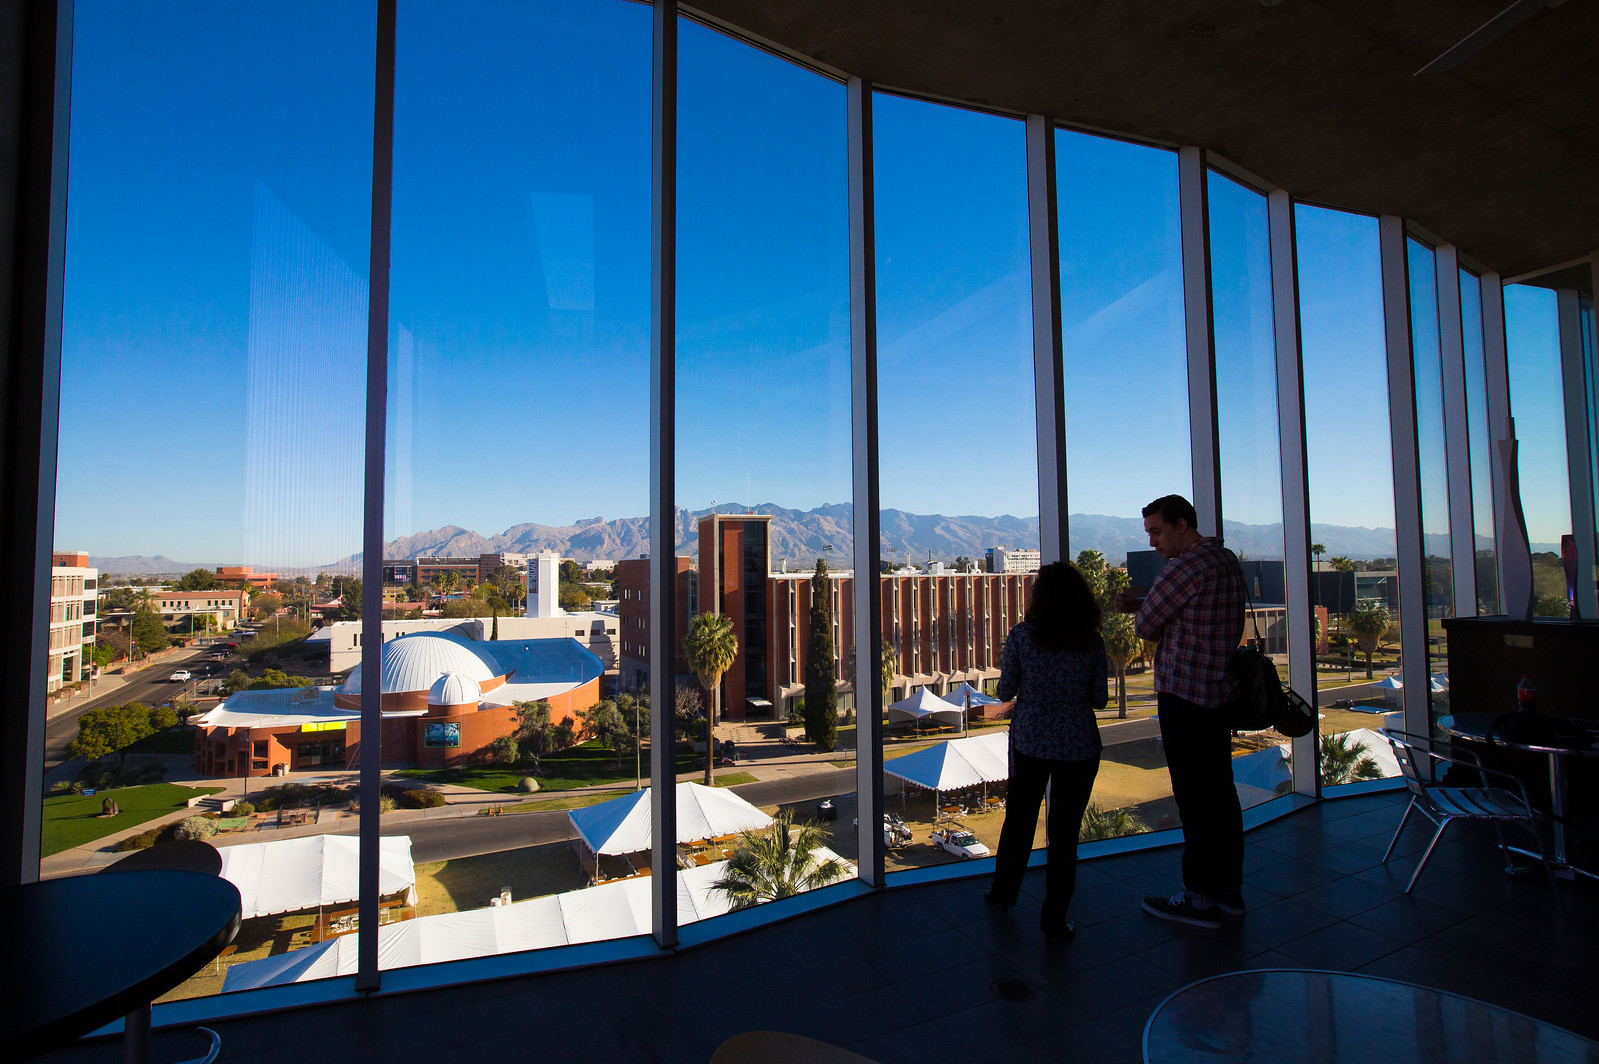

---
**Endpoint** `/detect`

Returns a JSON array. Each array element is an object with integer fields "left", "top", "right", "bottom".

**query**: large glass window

[
  {"left": 676, "top": 19, "right": 854, "bottom": 908},
  {"left": 874, "top": 94, "right": 1034, "bottom": 872},
  {"left": 1407, "top": 238, "right": 1452, "bottom": 729},
  {"left": 1056, "top": 130, "right": 1188, "bottom": 837},
  {"left": 374, "top": 0, "right": 653, "bottom": 969},
  {"left": 1296, "top": 206, "right": 1402, "bottom": 786},
  {"left": 1208, "top": 171, "right": 1289, "bottom": 807},
  {"left": 1505, "top": 284, "right": 1572, "bottom": 617},
  {"left": 49, "top": 0, "right": 376, "bottom": 998}
]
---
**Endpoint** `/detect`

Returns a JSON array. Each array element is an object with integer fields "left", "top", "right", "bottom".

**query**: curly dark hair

[{"left": 1024, "top": 561, "right": 1101, "bottom": 653}]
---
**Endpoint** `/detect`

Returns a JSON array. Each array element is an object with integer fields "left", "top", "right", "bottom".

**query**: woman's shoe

[
  {"left": 1040, "top": 916, "right": 1075, "bottom": 944},
  {"left": 983, "top": 887, "right": 1014, "bottom": 911}
]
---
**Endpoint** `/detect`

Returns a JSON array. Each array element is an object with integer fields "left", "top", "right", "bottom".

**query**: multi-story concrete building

[
  {"left": 153, "top": 589, "right": 249, "bottom": 631},
  {"left": 986, "top": 546, "right": 1041, "bottom": 573},
  {"left": 48, "top": 551, "right": 97, "bottom": 693}
]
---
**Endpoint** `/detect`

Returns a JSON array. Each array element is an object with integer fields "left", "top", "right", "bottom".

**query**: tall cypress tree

[{"left": 803, "top": 559, "right": 839, "bottom": 751}]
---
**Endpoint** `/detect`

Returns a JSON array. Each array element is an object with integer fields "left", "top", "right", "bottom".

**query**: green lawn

[
  {"left": 41, "top": 782, "right": 223, "bottom": 857},
  {"left": 394, "top": 739, "right": 695, "bottom": 794}
]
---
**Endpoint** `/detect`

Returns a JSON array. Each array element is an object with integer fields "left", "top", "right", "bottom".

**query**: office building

[{"left": 47, "top": 551, "right": 97, "bottom": 694}]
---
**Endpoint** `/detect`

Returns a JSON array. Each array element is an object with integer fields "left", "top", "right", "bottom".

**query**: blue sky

[{"left": 53, "top": 0, "right": 1576, "bottom": 566}]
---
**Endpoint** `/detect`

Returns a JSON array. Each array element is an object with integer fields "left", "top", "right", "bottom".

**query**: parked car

[
  {"left": 929, "top": 827, "right": 990, "bottom": 859},
  {"left": 169, "top": 669, "right": 192, "bottom": 682}
]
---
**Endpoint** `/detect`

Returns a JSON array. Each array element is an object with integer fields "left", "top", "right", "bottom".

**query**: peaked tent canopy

[
  {"left": 217, "top": 834, "right": 415, "bottom": 920},
  {"left": 1372, "top": 674, "right": 1403, "bottom": 690},
  {"left": 567, "top": 781, "right": 774, "bottom": 856},
  {"left": 943, "top": 682, "right": 1001, "bottom": 708},
  {"left": 884, "top": 729, "right": 1010, "bottom": 792},
  {"left": 888, "top": 687, "right": 966, "bottom": 726}
]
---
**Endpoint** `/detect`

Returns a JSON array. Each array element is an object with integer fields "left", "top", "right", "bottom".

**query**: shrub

[
  {"left": 47, "top": 779, "right": 80, "bottom": 796},
  {"left": 138, "top": 764, "right": 166, "bottom": 783},
  {"left": 233, "top": 801, "right": 255, "bottom": 816},
  {"left": 172, "top": 816, "right": 219, "bottom": 841},
  {"left": 401, "top": 788, "right": 446, "bottom": 809},
  {"left": 488, "top": 734, "right": 518, "bottom": 765},
  {"left": 148, "top": 704, "right": 178, "bottom": 731},
  {"left": 378, "top": 794, "right": 396, "bottom": 814},
  {"left": 116, "top": 832, "right": 156, "bottom": 851}
]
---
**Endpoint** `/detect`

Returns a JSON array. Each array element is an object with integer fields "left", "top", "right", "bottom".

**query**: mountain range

[{"left": 89, "top": 503, "right": 1530, "bottom": 577}]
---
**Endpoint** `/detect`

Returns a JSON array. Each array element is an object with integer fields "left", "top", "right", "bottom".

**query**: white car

[
  {"left": 169, "top": 669, "right": 192, "bottom": 682},
  {"left": 930, "top": 827, "right": 991, "bottom": 860}
]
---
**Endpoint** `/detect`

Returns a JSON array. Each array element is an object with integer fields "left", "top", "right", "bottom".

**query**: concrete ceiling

[{"left": 688, "top": 0, "right": 1597, "bottom": 278}]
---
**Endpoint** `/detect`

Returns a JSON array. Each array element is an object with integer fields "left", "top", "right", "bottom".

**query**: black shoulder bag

[{"left": 1227, "top": 567, "right": 1315, "bottom": 738}]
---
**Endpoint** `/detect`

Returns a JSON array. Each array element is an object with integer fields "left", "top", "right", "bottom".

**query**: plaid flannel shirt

[{"left": 1135, "top": 536, "right": 1246, "bottom": 709}]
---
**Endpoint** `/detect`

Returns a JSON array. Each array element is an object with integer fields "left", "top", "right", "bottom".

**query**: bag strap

[{"left": 1235, "top": 550, "right": 1263, "bottom": 648}]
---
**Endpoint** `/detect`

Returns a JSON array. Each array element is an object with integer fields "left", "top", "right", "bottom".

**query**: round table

[
  {"left": 0, "top": 870, "right": 241, "bottom": 1061},
  {"left": 1144, "top": 969, "right": 1599, "bottom": 1063},
  {"left": 1438, "top": 712, "right": 1599, "bottom": 877}
]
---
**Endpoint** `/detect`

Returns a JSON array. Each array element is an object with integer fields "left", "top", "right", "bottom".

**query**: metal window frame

[
  {"left": 649, "top": 0, "right": 681, "bottom": 948},
  {"left": 1178, "top": 146, "right": 1221, "bottom": 534},
  {"left": 1557, "top": 286, "right": 1599, "bottom": 619},
  {"left": 1379, "top": 216, "right": 1431, "bottom": 736},
  {"left": 355, "top": 0, "right": 397, "bottom": 992},
  {"left": 1268, "top": 191, "right": 1320, "bottom": 796},
  {"left": 847, "top": 76, "right": 885, "bottom": 888},
  {"left": 1480, "top": 272, "right": 1514, "bottom": 604},
  {"left": 1027, "top": 115, "right": 1067, "bottom": 562},
  {"left": 1436, "top": 245, "right": 1478, "bottom": 617},
  {"left": 1, "top": 0, "right": 73, "bottom": 887}
]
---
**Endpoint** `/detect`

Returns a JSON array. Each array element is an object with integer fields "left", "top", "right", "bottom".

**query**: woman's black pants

[{"left": 989, "top": 751, "right": 1100, "bottom": 918}]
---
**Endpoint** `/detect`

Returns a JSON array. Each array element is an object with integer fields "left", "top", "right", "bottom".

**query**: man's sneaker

[
  {"left": 1142, "top": 891, "right": 1222, "bottom": 929},
  {"left": 1214, "top": 891, "right": 1247, "bottom": 917}
]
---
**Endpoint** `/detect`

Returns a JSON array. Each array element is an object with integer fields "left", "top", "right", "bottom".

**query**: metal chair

[{"left": 1380, "top": 729, "right": 1562, "bottom": 909}]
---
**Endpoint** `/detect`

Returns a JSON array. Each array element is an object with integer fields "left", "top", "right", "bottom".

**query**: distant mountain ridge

[{"left": 89, "top": 504, "right": 1526, "bottom": 578}]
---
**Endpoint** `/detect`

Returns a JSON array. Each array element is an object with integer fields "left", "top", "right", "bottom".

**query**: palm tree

[
  {"left": 709, "top": 810, "right": 845, "bottom": 909},
  {"left": 1078, "top": 801, "right": 1147, "bottom": 841},
  {"left": 1346, "top": 598, "right": 1389, "bottom": 679},
  {"left": 1310, "top": 542, "right": 1326, "bottom": 570},
  {"left": 685, "top": 612, "right": 738, "bottom": 785},
  {"left": 1102, "top": 613, "right": 1140, "bottom": 719},
  {"left": 1319, "top": 732, "right": 1383, "bottom": 786},
  {"left": 846, "top": 639, "right": 899, "bottom": 714},
  {"left": 1330, "top": 556, "right": 1355, "bottom": 619}
]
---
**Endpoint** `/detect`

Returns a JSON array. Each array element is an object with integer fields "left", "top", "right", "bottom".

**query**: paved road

[{"left": 42, "top": 646, "right": 224, "bottom": 766}]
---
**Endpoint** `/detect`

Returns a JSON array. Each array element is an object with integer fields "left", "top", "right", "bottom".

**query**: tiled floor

[{"left": 52, "top": 790, "right": 1599, "bottom": 1063}]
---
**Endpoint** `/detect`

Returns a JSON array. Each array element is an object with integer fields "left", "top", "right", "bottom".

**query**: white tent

[
  {"left": 888, "top": 687, "right": 967, "bottom": 727},
  {"left": 217, "top": 834, "right": 415, "bottom": 920},
  {"left": 1372, "top": 674, "right": 1403, "bottom": 690},
  {"left": 567, "top": 781, "right": 773, "bottom": 856},
  {"left": 884, "top": 729, "right": 1010, "bottom": 799},
  {"left": 222, "top": 847, "right": 853, "bottom": 992},
  {"left": 942, "top": 682, "right": 1000, "bottom": 709}
]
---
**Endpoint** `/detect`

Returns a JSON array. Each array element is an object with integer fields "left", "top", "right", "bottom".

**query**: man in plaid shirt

[{"left": 1116, "top": 494, "right": 1246, "bottom": 929}]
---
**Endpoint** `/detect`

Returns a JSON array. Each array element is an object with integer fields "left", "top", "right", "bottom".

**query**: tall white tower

[{"left": 527, "top": 551, "right": 565, "bottom": 618}]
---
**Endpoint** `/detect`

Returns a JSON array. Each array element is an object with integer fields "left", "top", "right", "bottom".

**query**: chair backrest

[{"left": 1382, "top": 730, "right": 1434, "bottom": 801}]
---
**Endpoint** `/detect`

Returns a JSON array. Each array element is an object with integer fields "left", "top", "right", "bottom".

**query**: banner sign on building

[
  {"left": 301, "top": 720, "right": 347, "bottom": 733},
  {"left": 424, "top": 721, "right": 461, "bottom": 748}
]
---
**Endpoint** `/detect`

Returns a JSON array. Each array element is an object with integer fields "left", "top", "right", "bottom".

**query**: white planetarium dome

[
  {"left": 428, "top": 672, "right": 483, "bottom": 707},
  {"left": 341, "top": 633, "right": 502, "bottom": 698}
]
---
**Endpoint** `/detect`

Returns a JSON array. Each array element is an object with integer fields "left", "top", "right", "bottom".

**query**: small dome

[
  {"left": 428, "top": 672, "right": 482, "bottom": 707},
  {"left": 342, "top": 632, "right": 502, "bottom": 697}
]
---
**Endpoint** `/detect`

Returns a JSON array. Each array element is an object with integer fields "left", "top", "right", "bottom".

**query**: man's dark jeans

[
  {"left": 1157, "top": 692, "right": 1243, "bottom": 897},
  {"left": 990, "top": 751, "right": 1099, "bottom": 921}
]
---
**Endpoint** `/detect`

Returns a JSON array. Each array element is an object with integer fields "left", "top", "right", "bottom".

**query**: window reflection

[
  {"left": 1459, "top": 272, "right": 1499, "bottom": 614},
  {"left": 1407, "top": 238, "right": 1452, "bottom": 730}
]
